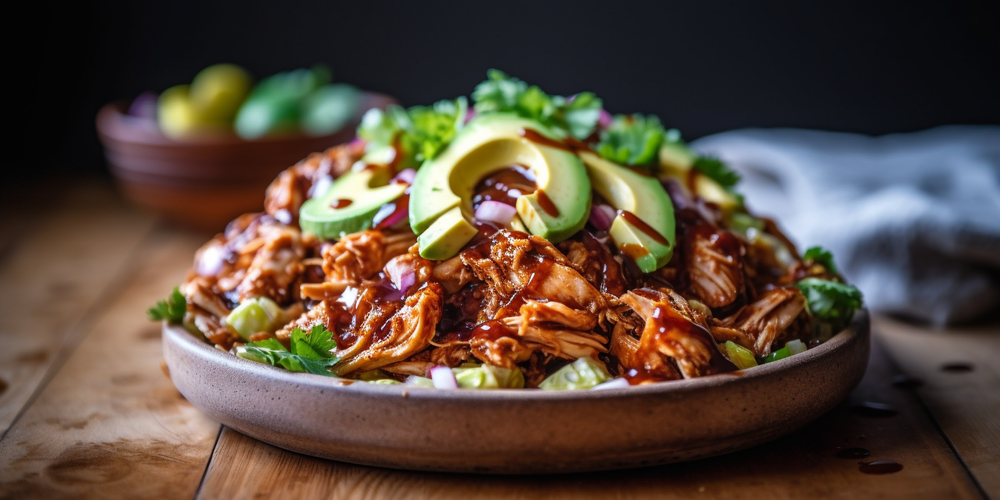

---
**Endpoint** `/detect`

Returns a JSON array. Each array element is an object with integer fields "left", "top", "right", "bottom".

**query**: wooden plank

[
  {"left": 197, "top": 338, "right": 980, "bottom": 500},
  {"left": 0, "top": 225, "right": 221, "bottom": 499},
  {"left": 875, "top": 315, "right": 1000, "bottom": 497},
  {"left": 0, "top": 181, "right": 157, "bottom": 435}
]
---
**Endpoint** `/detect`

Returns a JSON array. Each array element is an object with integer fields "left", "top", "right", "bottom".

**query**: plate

[{"left": 162, "top": 309, "right": 869, "bottom": 474}]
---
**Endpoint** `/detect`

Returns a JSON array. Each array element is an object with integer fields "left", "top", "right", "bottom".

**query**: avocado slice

[
  {"left": 579, "top": 151, "right": 675, "bottom": 273},
  {"left": 656, "top": 142, "right": 740, "bottom": 211},
  {"left": 299, "top": 165, "right": 407, "bottom": 240},
  {"left": 410, "top": 114, "right": 591, "bottom": 259}
]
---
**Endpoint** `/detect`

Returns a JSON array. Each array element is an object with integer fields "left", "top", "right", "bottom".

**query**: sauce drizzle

[{"left": 618, "top": 210, "right": 670, "bottom": 245}]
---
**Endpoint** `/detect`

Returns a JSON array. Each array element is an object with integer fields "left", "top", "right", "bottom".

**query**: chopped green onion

[
  {"left": 724, "top": 341, "right": 758, "bottom": 369},
  {"left": 763, "top": 346, "right": 791, "bottom": 364},
  {"left": 539, "top": 357, "right": 610, "bottom": 390}
]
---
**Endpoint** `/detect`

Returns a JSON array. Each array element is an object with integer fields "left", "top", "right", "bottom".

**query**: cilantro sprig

[
  {"left": 693, "top": 156, "right": 740, "bottom": 189},
  {"left": 236, "top": 325, "right": 340, "bottom": 376},
  {"left": 357, "top": 97, "right": 467, "bottom": 170},
  {"left": 796, "top": 278, "right": 862, "bottom": 327},
  {"left": 147, "top": 286, "right": 186, "bottom": 323},
  {"left": 472, "top": 69, "right": 603, "bottom": 140},
  {"left": 803, "top": 246, "right": 839, "bottom": 274},
  {"left": 596, "top": 113, "right": 666, "bottom": 166}
]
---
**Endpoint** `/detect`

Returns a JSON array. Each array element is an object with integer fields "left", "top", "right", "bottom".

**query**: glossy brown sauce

[
  {"left": 626, "top": 289, "right": 736, "bottom": 384},
  {"left": 518, "top": 128, "right": 573, "bottom": 152},
  {"left": 619, "top": 243, "right": 650, "bottom": 259},
  {"left": 578, "top": 231, "right": 626, "bottom": 296},
  {"left": 472, "top": 165, "right": 536, "bottom": 209},
  {"left": 858, "top": 460, "right": 903, "bottom": 474},
  {"left": 330, "top": 199, "right": 353, "bottom": 209},
  {"left": 941, "top": 362, "right": 974, "bottom": 372},
  {"left": 618, "top": 210, "right": 669, "bottom": 245},
  {"left": 535, "top": 190, "right": 560, "bottom": 217}
]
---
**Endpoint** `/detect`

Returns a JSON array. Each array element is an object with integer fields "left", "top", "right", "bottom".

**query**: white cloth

[{"left": 691, "top": 125, "right": 1000, "bottom": 325}]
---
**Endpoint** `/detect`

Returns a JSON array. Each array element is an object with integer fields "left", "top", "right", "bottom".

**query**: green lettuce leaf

[
  {"left": 237, "top": 325, "right": 340, "bottom": 376},
  {"left": 147, "top": 286, "right": 186, "bottom": 323},
  {"left": 796, "top": 278, "right": 863, "bottom": 325},
  {"left": 472, "top": 69, "right": 602, "bottom": 140},
  {"left": 596, "top": 113, "right": 666, "bottom": 166}
]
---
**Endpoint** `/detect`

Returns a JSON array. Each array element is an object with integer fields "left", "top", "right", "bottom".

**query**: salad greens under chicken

[{"left": 150, "top": 70, "right": 863, "bottom": 390}]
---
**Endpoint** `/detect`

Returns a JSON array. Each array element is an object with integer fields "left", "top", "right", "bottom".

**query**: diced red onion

[
  {"left": 475, "top": 200, "right": 517, "bottom": 226},
  {"left": 598, "top": 109, "right": 613, "bottom": 129},
  {"left": 591, "top": 378, "right": 631, "bottom": 391},
  {"left": 465, "top": 108, "right": 477, "bottom": 124},
  {"left": 397, "top": 269, "right": 415, "bottom": 295},
  {"left": 392, "top": 168, "right": 416, "bottom": 185},
  {"left": 662, "top": 178, "right": 693, "bottom": 209},
  {"left": 195, "top": 243, "right": 225, "bottom": 276},
  {"left": 373, "top": 201, "right": 408, "bottom": 228},
  {"left": 588, "top": 204, "right": 616, "bottom": 231},
  {"left": 430, "top": 366, "right": 458, "bottom": 389}
]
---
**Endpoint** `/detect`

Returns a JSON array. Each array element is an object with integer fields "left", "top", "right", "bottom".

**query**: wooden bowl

[
  {"left": 96, "top": 93, "right": 395, "bottom": 231},
  {"left": 162, "top": 310, "right": 870, "bottom": 474}
]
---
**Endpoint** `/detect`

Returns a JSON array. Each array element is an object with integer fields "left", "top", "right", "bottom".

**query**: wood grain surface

[
  {"left": 0, "top": 221, "right": 219, "bottom": 499},
  {"left": 0, "top": 181, "right": 997, "bottom": 499},
  {"left": 876, "top": 316, "right": 1000, "bottom": 496},
  {"left": 0, "top": 182, "right": 156, "bottom": 435}
]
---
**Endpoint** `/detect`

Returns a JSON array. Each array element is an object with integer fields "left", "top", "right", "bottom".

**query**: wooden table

[{"left": 1, "top": 180, "right": 997, "bottom": 499}]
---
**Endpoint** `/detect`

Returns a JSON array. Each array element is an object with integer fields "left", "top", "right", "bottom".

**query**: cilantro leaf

[
  {"left": 147, "top": 286, "right": 186, "bottom": 323},
  {"left": 596, "top": 113, "right": 666, "bottom": 166},
  {"left": 692, "top": 156, "right": 740, "bottom": 189},
  {"left": 236, "top": 325, "right": 340, "bottom": 377},
  {"left": 357, "top": 97, "right": 467, "bottom": 169},
  {"left": 796, "top": 278, "right": 863, "bottom": 326},
  {"left": 472, "top": 69, "right": 602, "bottom": 140},
  {"left": 803, "top": 246, "right": 839, "bottom": 274}
]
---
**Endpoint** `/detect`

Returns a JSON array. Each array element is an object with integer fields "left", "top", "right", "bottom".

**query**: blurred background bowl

[{"left": 96, "top": 92, "right": 395, "bottom": 231}]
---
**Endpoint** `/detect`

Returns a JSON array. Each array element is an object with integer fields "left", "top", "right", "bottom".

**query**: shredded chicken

[
  {"left": 620, "top": 288, "right": 729, "bottom": 379},
  {"left": 301, "top": 229, "right": 416, "bottom": 300},
  {"left": 333, "top": 282, "right": 444, "bottom": 375},
  {"left": 685, "top": 225, "right": 744, "bottom": 308},
  {"left": 713, "top": 287, "right": 806, "bottom": 356},
  {"left": 263, "top": 141, "right": 365, "bottom": 223}
]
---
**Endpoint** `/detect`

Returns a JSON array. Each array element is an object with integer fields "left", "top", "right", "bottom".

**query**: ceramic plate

[{"left": 162, "top": 310, "right": 869, "bottom": 474}]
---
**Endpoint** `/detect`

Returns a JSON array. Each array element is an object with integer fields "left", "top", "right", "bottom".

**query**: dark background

[{"left": 18, "top": 0, "right": 999, "bottom": 182}]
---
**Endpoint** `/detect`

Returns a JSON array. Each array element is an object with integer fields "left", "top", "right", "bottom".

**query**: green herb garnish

[
  {"left": 596, "top": 113, "right": 666, "bottom": 166},
  {"left": 692, "top": 156, "right": 740, "bottom": 189},
  {"left": 803, "top": 246, "right": 839, "bottom": 274},
  {"left": 147, "top": 286, "right": 186, "bottom": 323},
  {"left": 236, "top": 325, "right": 340, "bottom": 376},
  {"left": 796, "top": 278, "right": 863, "bottom": 326},
  {"left": 472, "top": 69, "right": 602, "bottom": 140},
  {"left": 357, "top": 97, "right": 467, "bottom": 169}
]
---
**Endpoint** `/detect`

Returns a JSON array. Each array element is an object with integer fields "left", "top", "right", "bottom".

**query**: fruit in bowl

[{"left": 97, "top": 63, "right": 396, "bottom": 231}]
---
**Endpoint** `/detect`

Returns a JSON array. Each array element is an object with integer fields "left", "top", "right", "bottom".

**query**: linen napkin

[{"left": 691, "top": 125, "right": 1000, "bottom": 325}]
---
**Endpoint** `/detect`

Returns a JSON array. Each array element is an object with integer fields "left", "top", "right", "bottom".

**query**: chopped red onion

[
  {"left": 598, "top": 109, "right": 613, "bottom": 129},
  {"left": 591, "top": 378, "right": 631, "bottom": 391},
  {"left": 662, "top": 178, "right": 693, "bottom": 209},
  {"left": 465, "top": 108, "right": 477, "bottom": 124},
  {"left": 430, "top": 366, "right": 458, "bottom": 389},
  {"left": 392, "top": 168, "right": 416, "bottom": 185},
  {"left": 195, "top": 243, "right": 225, "bottom": 276},
  {"left": 588, "top": 204, "right": 616, "bottom": 230},
  {"left": 475, "top": 200, "right": 517, "bottom": 226},
  {"left": 372, "top": 201, "right": 408, "bottom": 228}
]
